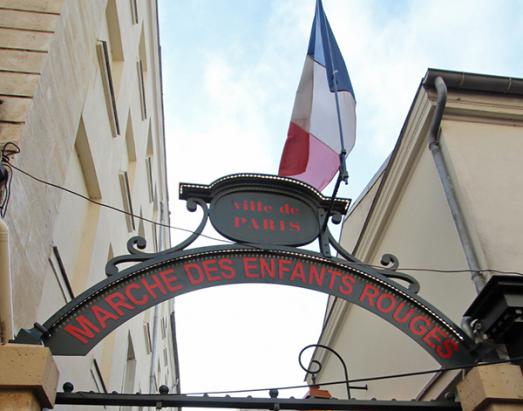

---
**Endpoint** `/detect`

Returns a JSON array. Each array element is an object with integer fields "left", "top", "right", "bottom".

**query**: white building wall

[
  {"left": 315, "top": 77, "right": 523, "bottom": 402},
  {"left": 1, "top": 0, "right": 178, "bottom": 406}
]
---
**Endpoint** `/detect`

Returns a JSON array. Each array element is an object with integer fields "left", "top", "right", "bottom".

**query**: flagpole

[
  {"left": 319, "top": 0, "right": 348, "bottom": 233},
  {"left": 319, "top": 0, "right": 349, "bottom": 187}
]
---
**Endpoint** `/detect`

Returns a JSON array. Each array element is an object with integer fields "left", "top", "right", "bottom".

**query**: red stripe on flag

[
  {"left": 278, "top": 122, "right": 340, "bottom": 190},
  {"left": 278, "top": 122, "right": 310, "bottom": 176}
]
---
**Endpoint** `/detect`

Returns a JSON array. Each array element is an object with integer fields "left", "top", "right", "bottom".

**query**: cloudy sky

[{"left": 157, "top": 0, "right": 522, "bottom": 399}]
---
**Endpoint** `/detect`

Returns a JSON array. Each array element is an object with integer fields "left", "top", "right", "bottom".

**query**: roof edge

[{"left": 423, "top": 68, "right": 523, "bottom": 96}]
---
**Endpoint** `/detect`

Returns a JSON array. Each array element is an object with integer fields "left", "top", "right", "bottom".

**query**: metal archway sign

[{"left": 14, "top": 174, "right": 478, "bottom": 367}]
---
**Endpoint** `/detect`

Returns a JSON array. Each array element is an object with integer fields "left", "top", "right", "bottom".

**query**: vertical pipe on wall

[
  {"left": 427, "top": 76, "right": 486, "bottom": 294},
  {"left": 0, "top": 217, "right": 13, "bottom": 344}
]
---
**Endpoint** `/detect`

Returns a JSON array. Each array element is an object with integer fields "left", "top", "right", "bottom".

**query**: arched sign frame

[{"left": 14, "top": 174, "right": 479, "bottom": 368}]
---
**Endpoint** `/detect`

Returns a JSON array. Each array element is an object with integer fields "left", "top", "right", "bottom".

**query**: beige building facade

[
  {"left": 0, "top": 0, "right": 179, "bottom": 404},
  {"left": 311, "top": 69, "right": 523, "bottom": 401}
]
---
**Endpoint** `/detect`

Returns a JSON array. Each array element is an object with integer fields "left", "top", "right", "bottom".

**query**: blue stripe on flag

[{"left": 307, "top": 0, "right": 355, "bottom": 98}]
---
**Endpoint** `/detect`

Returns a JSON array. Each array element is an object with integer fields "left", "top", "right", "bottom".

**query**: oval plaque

[{"left": 210, "top": 191, "right": 319, "bottom": 246}]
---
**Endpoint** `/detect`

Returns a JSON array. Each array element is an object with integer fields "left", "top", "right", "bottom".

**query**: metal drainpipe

[
  {"left": 149, "top": 202, "right": 164, "bottom": 393},
  {"left": 0, "top": 217, "right": 13, "bottom": 344},
  {"left": 427, "top": 76, "right": 486, "bottom": 294}
]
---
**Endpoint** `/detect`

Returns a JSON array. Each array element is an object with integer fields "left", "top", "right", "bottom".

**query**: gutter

[
  {"left": 425, "top": 76, "right": 486, "bottom": 294},
  {"left": 424, "top": 69, "right": 523, "bottom": 96},
  {"left": 0, "top": 217, "right": 13, "bottom": 344}
]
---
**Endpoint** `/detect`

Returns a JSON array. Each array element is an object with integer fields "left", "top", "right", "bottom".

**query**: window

[
  {"left": 143, "top": 322, "right": 152, "bottom": 354},
  {"left": 123, "top": 334, "right": 137, "bottom": 392},
  {"left": 137, "top": 60, "right": 147, "bottom": 120},
  {"left": 105, "top": 0, "right": 124, "bottom": 94},
  {"left": 138, "top": 209, "right": 145, "bottom": 238},
  {"left": 91, "top": 359, "right": 108, "bottom": 393},
  {"left": 152, "top": 222, "right": 158, "bottom": 252},
  {"left": 96, "top": 40, "right": 120, "bottom": 136},
  {"left": 119, "top": 171, "right": 135, "bottom": 231},
  {"left": 145, "top": 157, "right": 154, "bottom": 202},
  {"left": 161, "top": 317, "right": 166, "bottom": 339},
  {"left": 75, "top": 118, "right": 102, "bottom": 199},
  {"left": 49, "top": 246, "right": 74, "bottom": 302},
  {"left": 130, "top": 0, "right": 138, "bottom": 24}
]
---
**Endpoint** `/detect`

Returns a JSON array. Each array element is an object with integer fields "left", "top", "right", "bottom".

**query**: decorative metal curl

[
  {"left": 105, "top": 236, "right": 152, "bottom": 276},
  {"left": 375, "top": 253, "right": 420, "bottom": 294},
  {"left": 299, "top": 343, "right": 351, "bottom": 399},
  {"left": 105, "top": 198, "right": 209, "bottom": 276},
  {"left": 380, "top": 253, "right": 399, "bottom": 270}
]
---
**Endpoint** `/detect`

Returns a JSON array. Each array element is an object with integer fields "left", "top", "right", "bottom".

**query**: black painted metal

[
  {"left": 464, "top": 275, "right": 523, "bottom": 360},
  {"left": 54, "top": 392, "right": 461, "bottom": 410},
  {"left": 106, "top": 198, "right": 209, "bottom": 276},
  {"left": 13, "top": 243, "right": 478, "bottom": 365},
  {"left": 299, "top": 344, "right": 354, "bottom": 399},
  {"left": 12, "top": 173, "right": 478, "bottom": 367},
  {"left": 328, "top": 233, "right": 420, "bottom": 293},
  {"left": 182, "top": 173, "right": 349, "bottom": 247}
]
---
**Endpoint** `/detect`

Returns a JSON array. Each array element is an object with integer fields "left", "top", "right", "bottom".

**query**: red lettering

[
  {"left": 141, "top": 274, "right": 167, "bottom": 299},
  {"left": 243, "top": 257, "right": 259, "bottom": 278},
  {"left": 92, "top": 305, "right": 118, "bottom": 329},
  {"left": 233, "top": 202, "right": 241, "bottom": 210},
  {"left": 410, "top": 315, "right": 432, "bottom": 336},
  {"left": 436, "top": 339, "right": 459, "bottom": 359},
  {"left": 338, "top": 275, "right": 355, "bottom": 296},
  {"left": 159, "top": 268, "right": 183, "bottom": 292},
  {"left": 234, "top": 216, "right": 247, "bottom": 228},
  {"left": 289, "top": 222, "right": 301, "bottom": 232},
  {"left": 278, "top": 259, "right": 292, "bottom": 280},
  {"left": 105, "top": 292, "right": 134, "bottom": 316},
  {"left": 263, "top": 219, "right": 275, "bottom": 231},
  {"left": 250, "top": 218, "right": 260, "bottom": 230},
  {"left": 259, "top": 258, "right": 276, "bottom": 279},
  {"left": 308, "top": 265, "right": 325, "bottom": 287},
  {"left": 219, "top": 258, "right": 236, "bottom": 279},
  {"left": 279, "top": 204, "right": 290, "bottom": 214},
  {"left": 64, "top": 316, "right": 100, "bottom": 344},
  {"left": 290, "top": 262, "right": 306, "bottom": 283},
  {"left": 328, "top": 269, "right": 343, "bottom": 289},
  {"left": 360, "top": 284, "right": 379, "bottom": 307},
  {"left": 279, "top": 203, "right": 299, "bottom": 215},
  {"left": 377, "top": 293, "right": 397, "bottom": 314},
  {"left": 184, "top": 263, "right": 204, "bottom": 285},
  {"left": 393, "top": 301, "right": 415, "bottom": 323},
  {"left": 202, "top": 259, "right": 221, "bottom": 282},
  {"left": 423, "top": 326, "right": 448, "bottom": 348},
  {"left": 125, "top": 283, "right": 148, "bottom": 305}
]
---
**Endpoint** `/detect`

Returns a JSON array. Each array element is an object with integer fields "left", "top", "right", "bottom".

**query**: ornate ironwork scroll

[{"left": 299, "top": 343, "right": 354, "bottom": 399}]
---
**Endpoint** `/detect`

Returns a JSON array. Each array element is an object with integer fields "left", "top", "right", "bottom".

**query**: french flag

[{"left": 279, "top": 0, "right": 356, "bottom": 191}]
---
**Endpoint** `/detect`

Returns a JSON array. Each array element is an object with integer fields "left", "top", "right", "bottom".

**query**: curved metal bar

[
  {"left": 380, "top": 253, "right": 399, "bottom": 270},
  {"left": 105, "top": 236, "right": 153, "bottom": 276},
  {"left": 105, "top": 199, "right": 209, "bottom": 276},
  {"left": 299, "top": 343, "right": 351, "bottom": 399},
  {"left": 374, "top": 253, "right": 420, "bottom": 294},
  {"left": 166, "top": 198, "right": 209, "bottom": 253},
  {"left": 327, "top": 232, "right": 363, "bottom": 264}
]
